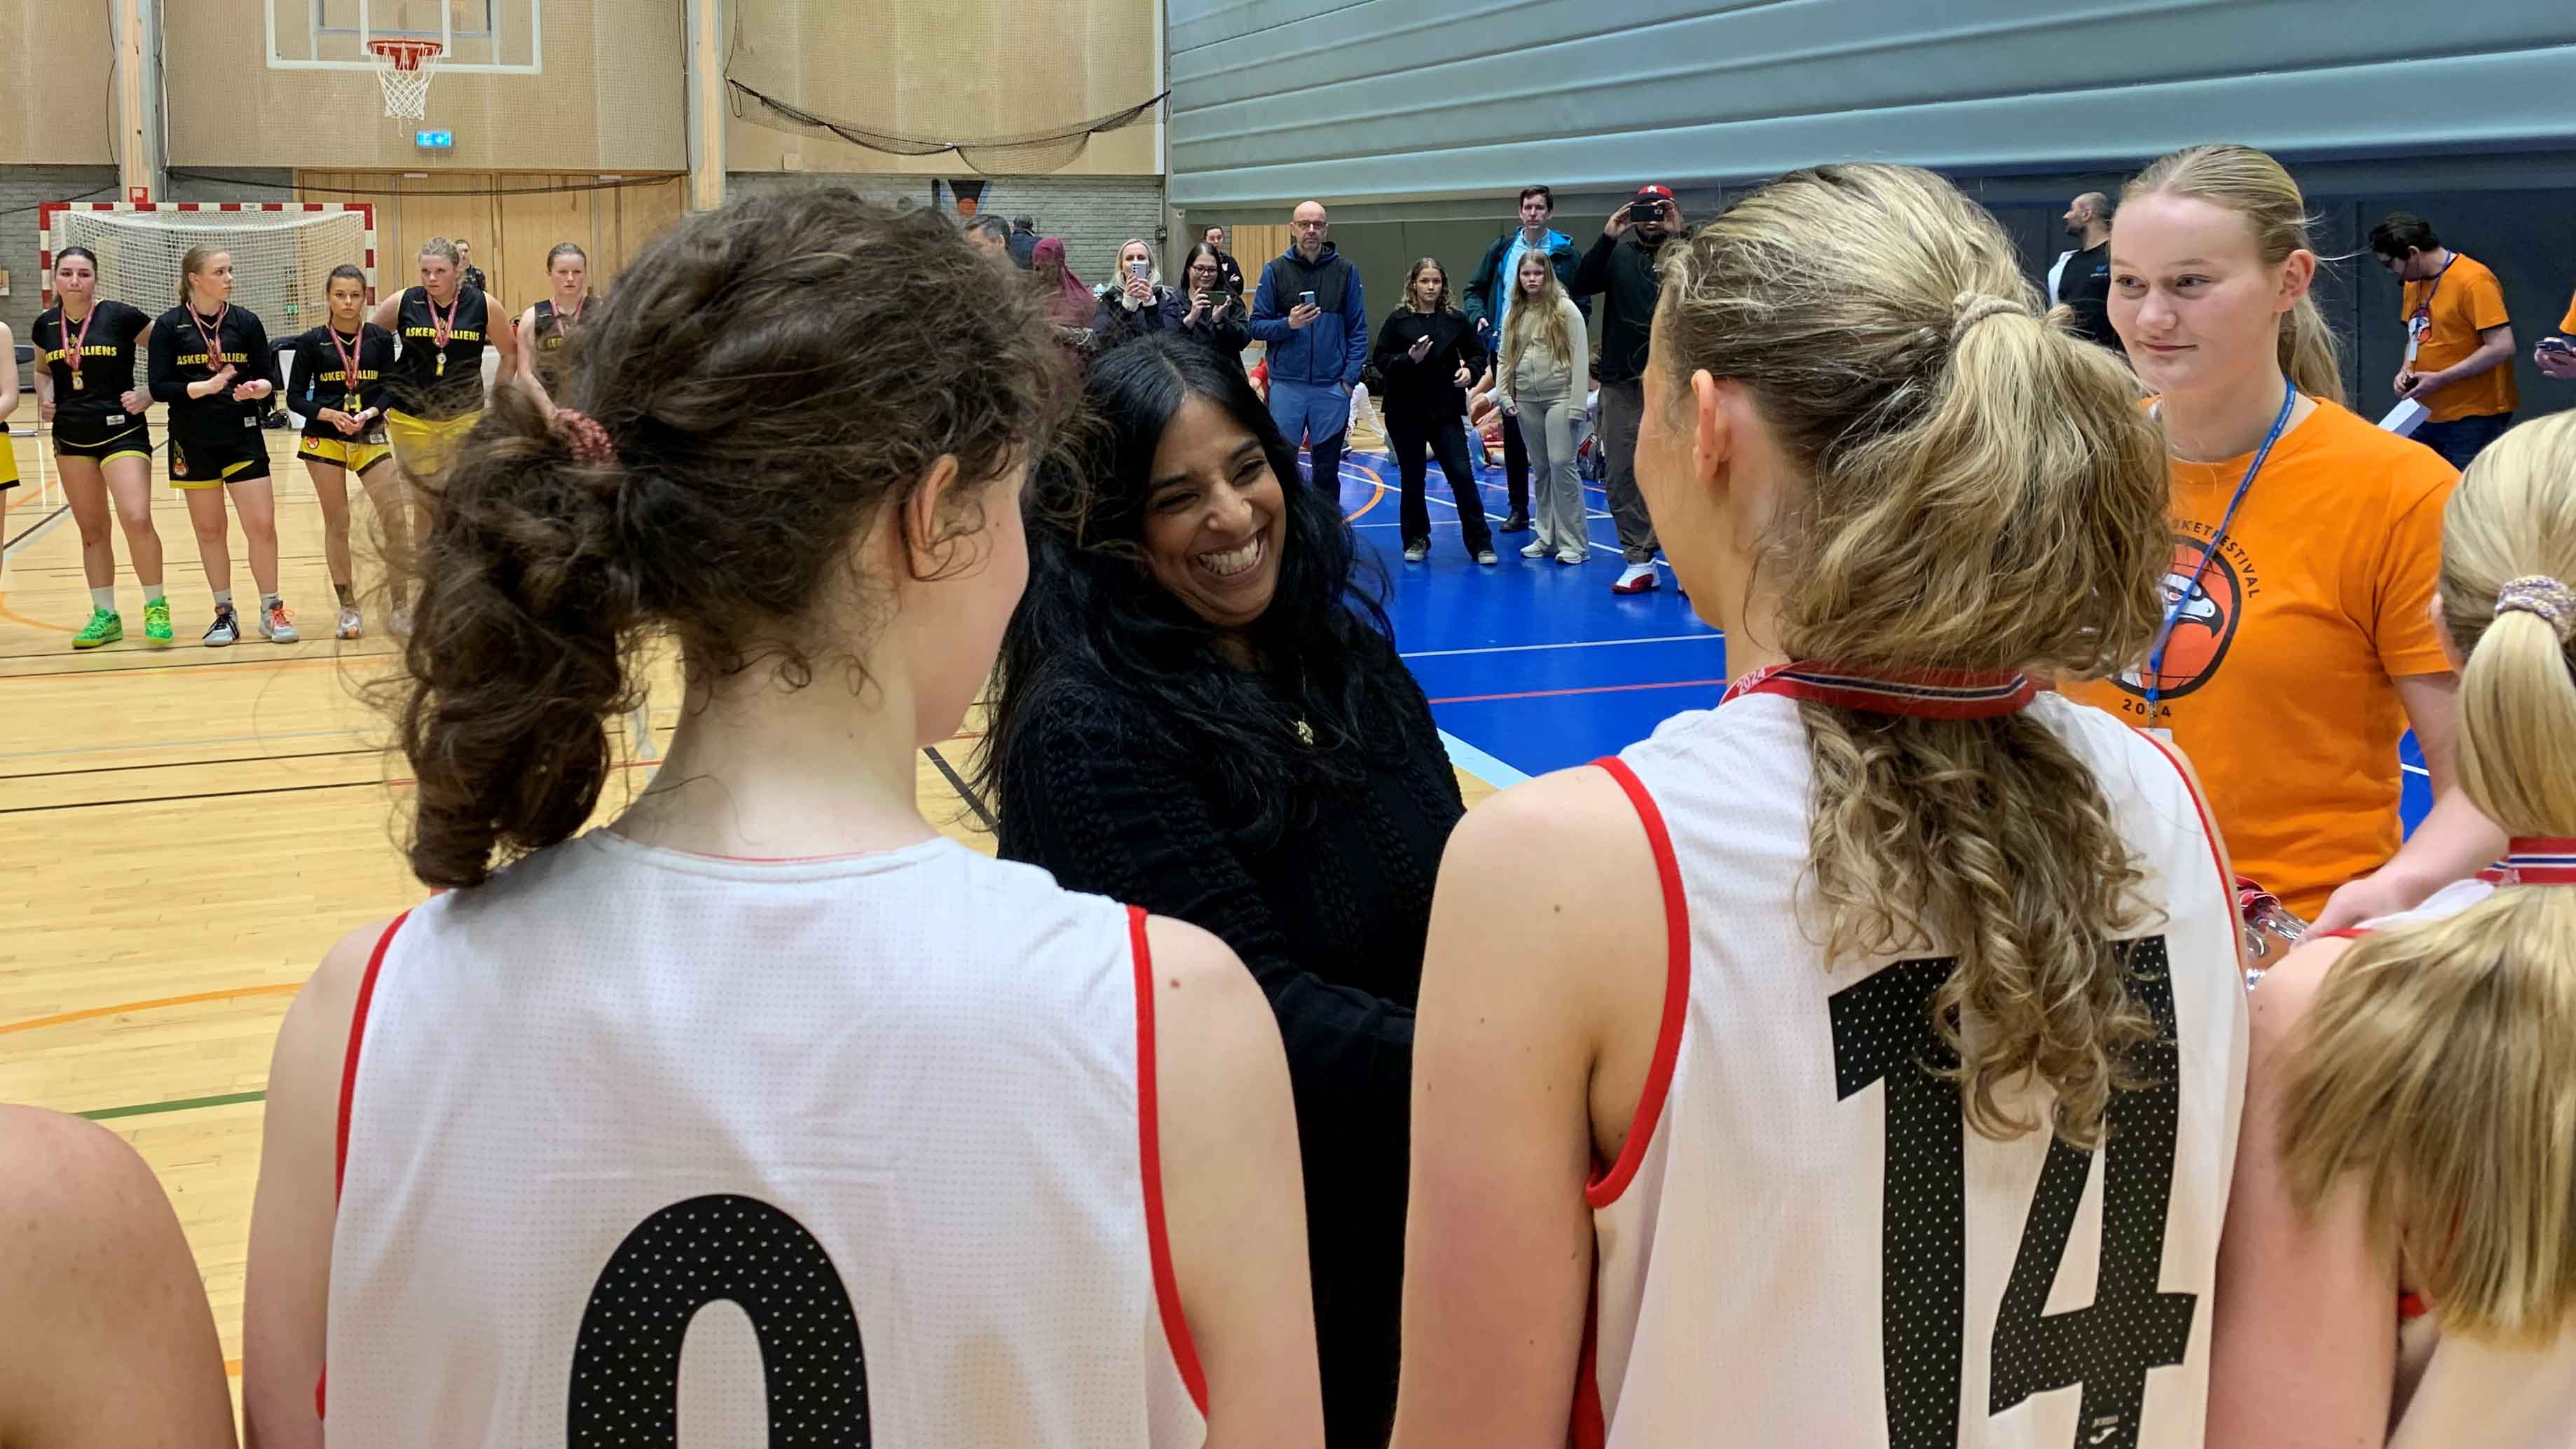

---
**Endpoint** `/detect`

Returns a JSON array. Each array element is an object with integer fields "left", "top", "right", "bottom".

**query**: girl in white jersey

[
  {"left": 239, "top": 187, "right": 1322, "bottom": 1449},
  {"left": 2211, "top": 408, "right": 2576, "bottom": 1448},
  {"left": 1390, "top": 163, "right": 2249, "bottom": 1449}
]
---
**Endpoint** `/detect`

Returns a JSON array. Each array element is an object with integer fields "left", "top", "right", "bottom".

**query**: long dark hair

[
  {"left": 977, "top": 333, "right": 1399, "bottom": 844},
  {"left": 391, "top": 186, "right": 1071, "bottom": 888}
]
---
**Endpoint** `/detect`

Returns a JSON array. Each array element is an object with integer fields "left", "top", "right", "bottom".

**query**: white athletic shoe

[
  {"left": 1521, "top": 538, "right": 1554, "bottom": 558},
  {"left": 1612, "top": 562, "right": 1660, "bottom": 594},
  {"left": 336, "top": 605, "right": 364, "bottom": 640},
  {"left": 261, "top": 601, "right": 299, "bottom": 644}
]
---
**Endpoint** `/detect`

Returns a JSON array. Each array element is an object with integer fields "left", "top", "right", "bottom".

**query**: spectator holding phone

[
  {"left": 1090, "top": 238, "right": 1177, "bottom": 353},
  {"left": 1461, "top": 186, "right": 1586, "bottom": 535},
  {"left": 1165, "top": 242, "right": 1251, "bottom": 358},
  {"left": 1572, "top": 184, "right": 1682, "bottom": 595},
  {"left": 1251, "top": 201, "right": 1369, "bottom": 491},
  {"left": 1201, "top": 224, "right": 1247, "bottom": 305},
  {"left": 2537, "top": 283, "right": 2576, "bottom": 381}
]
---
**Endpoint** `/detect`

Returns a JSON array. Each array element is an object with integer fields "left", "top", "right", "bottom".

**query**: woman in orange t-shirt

[{"left": 2062, "top": 144, "right": 2505, "bottom": 930}]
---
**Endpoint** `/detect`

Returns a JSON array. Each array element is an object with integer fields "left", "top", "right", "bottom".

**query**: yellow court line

[{"left": 0, "top": 981, "right": 303, "bottom": 1036}]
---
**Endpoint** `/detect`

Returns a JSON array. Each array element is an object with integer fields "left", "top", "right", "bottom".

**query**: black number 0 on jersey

[
  {"left": 569, "top": 1193, "right": 871, "bottom": 1447},
  {"left": 1830, "top": 940, "right": 2195, "bottom": 1449}
]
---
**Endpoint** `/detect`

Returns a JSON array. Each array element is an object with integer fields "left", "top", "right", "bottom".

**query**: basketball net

[{"left": 369, "top": 39, "right": 442, "bottom": 120}]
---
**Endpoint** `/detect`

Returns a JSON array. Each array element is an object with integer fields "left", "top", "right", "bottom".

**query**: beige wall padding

[
  {"left": 168, "top": 0, "right": 685, "bottom": 171},
  {"left": 1, "top": 1, "right": 116, "bottom": 164},
  {"left": 299, "top": 170, "right": 686, "bottom": 308},
  {"left": 725, "top": 0, "right": 1157, "bottom": 177}
]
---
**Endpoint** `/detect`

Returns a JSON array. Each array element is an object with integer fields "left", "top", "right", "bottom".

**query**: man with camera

[{"left": 1573, "top": 184, "right": 1680, "bottom": 594}]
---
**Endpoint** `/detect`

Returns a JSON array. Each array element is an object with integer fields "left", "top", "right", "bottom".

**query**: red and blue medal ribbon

[
  {"left": 1720, "top": 661, "right": 2036, "bottom": 720},
  {"left": 2493, "top": 837, "right": 2576, "bottom": 886}
]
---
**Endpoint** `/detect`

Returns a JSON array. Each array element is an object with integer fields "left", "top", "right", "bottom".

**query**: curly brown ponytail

[{"left": 392, "top": 187, "right": 1071, "bottom": 888}]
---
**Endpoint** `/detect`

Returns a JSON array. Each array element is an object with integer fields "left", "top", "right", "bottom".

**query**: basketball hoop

[{"left": 367, "top": 39, "right": 442, "bottom": 120}]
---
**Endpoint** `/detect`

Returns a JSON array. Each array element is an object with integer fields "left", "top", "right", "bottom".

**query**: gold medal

[
  {"left": 71, "top": 373, "right": 86, "bottom": 392},
  {"left": 435, "top": 353, "right": 447, "bottom": 378}
]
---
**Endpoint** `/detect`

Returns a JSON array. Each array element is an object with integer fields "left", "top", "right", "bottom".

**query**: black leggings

[{"left": 1386, "top": 410, "right": 1492, "bottom": 555}]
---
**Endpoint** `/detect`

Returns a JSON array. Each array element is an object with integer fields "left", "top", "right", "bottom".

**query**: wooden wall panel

[
  {"left": 297, "top": 170, "right": 686, "bottom": 311},
  {"left": 0, "top": 0, "right": 116, "bottom": 163},
  {"left": 499, "top": 175, "right": 592, "bottom": 308}
]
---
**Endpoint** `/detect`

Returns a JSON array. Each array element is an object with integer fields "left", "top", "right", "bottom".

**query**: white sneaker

[
  {"left": 336, "top": 605, "right": 364, "bottom": 640},
  {"left": 1556, "top": 548, "right": 1589, "bottom": 565},
  {"left": 1521, "top": 538, "right": 1553, "bottom": 558},
  {"left": 388, "top": 605, "right": 413, "bottom": 638},
  {"left": 1612, "top": 562, "right": 1661, "bottom": 594},
  {"left": 261, "top": 601, "right": 299, "bottom": 643}
]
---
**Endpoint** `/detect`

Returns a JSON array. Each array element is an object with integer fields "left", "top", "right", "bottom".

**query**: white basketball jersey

[
  {"left": 1581, "top": 684, "right": 2247, "bottom": 1449},
  {"left": 325, "top": 832, "right": 1207, "bottom": 1448}
]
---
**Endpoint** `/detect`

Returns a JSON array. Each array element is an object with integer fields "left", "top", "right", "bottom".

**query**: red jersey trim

[
  {"left": 1585, "top": 757, "right": 1692, "bottom": 1210},
  {"left": 1570, "top": 1286, "right": 1608, "bottom": 1449},
  {"left": 334, "top": 910, "right": 410, "bottom": 1201},
  {"left": 2135, "top": 733, "right": 2241, "bottom": 970},
  {"left": 1130, "top": 905, "right": 1210, "bottom": 1416},
  {"left": 321, "top": 908, "right": 410, "bottom": 1422}
]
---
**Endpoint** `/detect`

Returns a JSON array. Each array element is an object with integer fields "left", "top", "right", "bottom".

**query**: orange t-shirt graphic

[
  {"left": 2559, "top": 287, "right": 2576, "bottom": 334},
  {"left": 2402, "top": 254, "right": 2518, "bottom": 423},
  {"left": 2062, "top": 401, "right": 2458, "bottom": 919}
]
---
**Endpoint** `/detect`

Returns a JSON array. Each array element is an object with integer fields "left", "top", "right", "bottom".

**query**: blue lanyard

[{"left": 2143, "top": 377, "right": 2296, "bottom": 721}]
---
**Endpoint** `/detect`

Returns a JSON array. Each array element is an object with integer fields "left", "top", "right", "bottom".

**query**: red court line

[{"left": 1427, "top": 678, "right": 1725, "bottom": 707}]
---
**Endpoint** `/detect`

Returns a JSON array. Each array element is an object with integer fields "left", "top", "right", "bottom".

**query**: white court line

[
  {"left": 1, "top": 504, "right": 72, "bottom": 561},
  {"left": 1439, "top": 729, "right": 1532, "bottom": 788},
  {"left": 2403, "top": 762, "right": 2429, "bottom": 778},
  {"left": 1403, "top": 633, "right": 1722, "bottom": 660}
]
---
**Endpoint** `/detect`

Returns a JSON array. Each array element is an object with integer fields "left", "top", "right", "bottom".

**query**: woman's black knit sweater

[{"left": 992, "top": 639, "right": 1465, "bottom": 1448}]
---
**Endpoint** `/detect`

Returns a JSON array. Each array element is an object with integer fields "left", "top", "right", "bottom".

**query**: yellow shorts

[
  {"left": 383, "top": 408, "right": 482, "bottom": 479},
  {"left": 297, "top": 433, "right": 395, "bottom": 474}
]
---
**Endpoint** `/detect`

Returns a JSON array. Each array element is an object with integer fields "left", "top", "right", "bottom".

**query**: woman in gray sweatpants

[{"left": 1497, "top": 253, "right": 1591, "bottom": 565}]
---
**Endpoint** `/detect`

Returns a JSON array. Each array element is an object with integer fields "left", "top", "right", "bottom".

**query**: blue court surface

[{"left": 1332, "top": 445, "right": 2433, "bottom": 835}]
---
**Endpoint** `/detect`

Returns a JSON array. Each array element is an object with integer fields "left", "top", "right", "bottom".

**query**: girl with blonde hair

[
  {"left": 2059, "top": 143, "right": 2501, "bottom": 931},
  {"left": 1390, "top": 163, "right": 2247, "bottom": 1448},
  {"left": 1498, "top": 250, "right": 1589, "bottom": 565},
  {"left": 2211, "top": 408, "right": 2576, "bottom": 1448}
]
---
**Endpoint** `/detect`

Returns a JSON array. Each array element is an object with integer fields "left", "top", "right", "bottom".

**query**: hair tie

[
  {"left": 552, "top": 408, "right": 618, "bottom": 467},
  {"left": 2494, "top": 575, "right": 2576, "bottom": 645},
  {"left": 1949, "top": 292, "right": 2031, "bottom": 347}
]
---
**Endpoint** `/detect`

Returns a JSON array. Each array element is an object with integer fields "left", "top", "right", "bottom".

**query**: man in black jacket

[{"left": 1573, "top": 184, "right": 1680, "bottom": 594}]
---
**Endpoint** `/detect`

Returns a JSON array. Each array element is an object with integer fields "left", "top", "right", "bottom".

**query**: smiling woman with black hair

[{"left": 980, "top": 331, "right": 1465, "bottom": 1448}]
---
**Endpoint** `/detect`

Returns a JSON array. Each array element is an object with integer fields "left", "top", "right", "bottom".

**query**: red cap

[{"left": 1633, "top": 184, "right": 1676, "bottom": 205}]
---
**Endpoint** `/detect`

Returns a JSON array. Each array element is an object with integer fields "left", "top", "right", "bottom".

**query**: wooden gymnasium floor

[{"left": 0, "top": 411, "right": 1499, "bottom": 1407}]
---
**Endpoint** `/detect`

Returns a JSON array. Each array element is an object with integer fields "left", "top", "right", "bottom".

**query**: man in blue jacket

[
  {"left": 1252, "top": 201, "right": 1368, "bottom": 491},
  {"left": 1462, "top": 185, "right": 1585, "bottom": 533}
]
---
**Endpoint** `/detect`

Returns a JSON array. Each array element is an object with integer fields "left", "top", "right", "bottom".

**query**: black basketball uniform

[
  {"left": 34, "top": 299, "right": 155, "bottom": 462},
  {"left": 149, "top": 303, "right": 279, "bottom": 487},
  {"left": 387, "top": 285, "right": 492, "bottom": 423},
  {"left": 528, "top": 295, "right": 589, "bottom": 395},
  {"left": 287, "top": 322, "right": 399, "bottom": 471}
]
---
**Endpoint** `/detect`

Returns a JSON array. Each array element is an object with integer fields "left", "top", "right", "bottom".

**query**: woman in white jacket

[{"left": 1498, "top": 251, "right": 1590, "bottom": 565}]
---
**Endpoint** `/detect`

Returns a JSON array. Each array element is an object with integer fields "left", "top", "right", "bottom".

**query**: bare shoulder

[
  {"left": 1141, "top": 914, "right": 1269, "bottom": 1035},
  {"left": 0, "top": 1106, "right": 162, "bottom": 1242},
  {"left": 1447, "top": 763, "right": 1654, "bottom": 894},
  {"left": 2247, "top": 935, "right": 2355, "bottom": 1055},
  {"left": 275, "top": 916, "right": 401, "bottom": 1079}
]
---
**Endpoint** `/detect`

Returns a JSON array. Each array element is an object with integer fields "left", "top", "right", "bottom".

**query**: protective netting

[
  {"left": 726, "top": 78, "right": 1167, "bottom": 174},
  {"left": 50, "top": 208, "right": 371, "bottom": 337}
]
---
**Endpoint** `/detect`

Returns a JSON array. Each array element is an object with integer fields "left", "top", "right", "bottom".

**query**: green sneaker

[
  {"left": 71, "top": 608, "right": 124, "bottom": 650},
  {"left": 142, "top": 598, "right": 174, "bottom": 645}
]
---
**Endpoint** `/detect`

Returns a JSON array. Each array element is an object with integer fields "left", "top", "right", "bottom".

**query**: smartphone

[
  {"left": 1631, "top": 200, "right": 1664, "bottom": 224},
  {"left": 2542, "top": 335, "right": 2575, "bottom": 355},
  {"left": 1299, "top": 290, "right": 1317, "bottom": 308},
  {"left": 1128, "top": 260, "right": 1150, "bottom": 280}
]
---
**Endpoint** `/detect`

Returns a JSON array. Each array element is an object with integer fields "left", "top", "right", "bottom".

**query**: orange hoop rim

[{"left": 366, "top": 38, "right": 444, "bottom": 71}]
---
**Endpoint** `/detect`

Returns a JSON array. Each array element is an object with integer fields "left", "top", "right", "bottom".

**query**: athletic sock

[
  {"left": 90, "top": 586, "right": 117, "bottom": 612},
  {"left": 213, "top": 589, "right": 234, "bottom": 611},
  {"left": 261, "top": 593, "right": 282, "bottom": 612},
  {"left": 143, "top": 584, "right": 167, "bottom": 605},
  {"left": 334, "top": 582, "right": 356, "bottom": 607}
]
